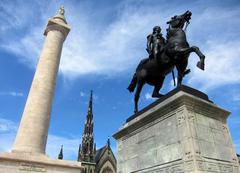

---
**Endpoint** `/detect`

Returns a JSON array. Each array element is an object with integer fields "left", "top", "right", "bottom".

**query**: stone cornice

[
  {"left": 113, "top": 87, "right": 230, "bottom": 140},
  {"left": 44, "top": 18, "right": 71, "bottom": 39}
]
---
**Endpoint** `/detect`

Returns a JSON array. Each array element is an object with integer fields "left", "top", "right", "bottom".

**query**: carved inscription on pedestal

[{"left": 19, "top": 163, "right": 46, "bottom": 172}]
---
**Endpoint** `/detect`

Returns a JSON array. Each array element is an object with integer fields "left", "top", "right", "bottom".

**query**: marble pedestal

[
  {"left": 0, "top": 152, "right": 83, "bottom": 173},
  {"left": 113, "top": 85, "right": 239, "bottom": 173}
]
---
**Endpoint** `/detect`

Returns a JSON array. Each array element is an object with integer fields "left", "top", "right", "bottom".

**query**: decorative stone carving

[{"left": 113, "top": 86, "right": 239, "bottom": 173}]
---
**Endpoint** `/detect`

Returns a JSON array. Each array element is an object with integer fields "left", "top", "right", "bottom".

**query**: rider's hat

[{"left": 153, "top": 26, "right": 161, "bottom": 32}]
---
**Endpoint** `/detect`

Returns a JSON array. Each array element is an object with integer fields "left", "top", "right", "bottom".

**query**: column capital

[{"left": 44, "top": 18, "right": 71, "bottom": 39}]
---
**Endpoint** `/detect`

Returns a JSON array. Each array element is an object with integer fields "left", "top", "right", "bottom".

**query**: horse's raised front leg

[
  {"left": 177, "top": 46, "right": 205, "bottom": 70},
  {"left": 152, "top": 77, "right": 165, "bottom": 98},
  {"left": 134, "top": 81, "right": 144, "bottom": 113},
  {"left": 190, "top": 46, "right": 205, "bottom": 70}
]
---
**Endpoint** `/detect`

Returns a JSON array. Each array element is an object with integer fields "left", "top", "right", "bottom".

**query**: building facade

[{"left": 94, "top": 139, "right": 116, "bottom": 173}]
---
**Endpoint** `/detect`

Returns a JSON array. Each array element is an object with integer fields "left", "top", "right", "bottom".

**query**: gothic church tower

[{"left": 78, "top": 91, "right": 95, "bottom": 163}]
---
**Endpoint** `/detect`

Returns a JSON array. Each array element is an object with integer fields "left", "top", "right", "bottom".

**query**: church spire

[
  {"left": 107, "top": 137, "right": 111, "bottom": 155},
  {"left": 58, "top": 145, "right": 63, "bottom": 160},
  {"left": 77, "top": 144, "right": 81, "bottom": 161},
  {"left": 94, "top": 143, "right": 96, "bottom": 155},
  {"left": 88, "top": 90, "right": 93, "bottom": 126},
  {"left": 78, "top": 91, "right": 95, "bottom": 162}
]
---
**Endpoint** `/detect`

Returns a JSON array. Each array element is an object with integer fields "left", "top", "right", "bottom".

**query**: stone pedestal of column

[
  {"left": 0, "top": 152, "right": 83, "bottom": 173},
  {"left": 113, "top": 85, "right": 240, "bottom": 173},
  {"left": 0, "top": 7, "right": 84, "bottom": 173}
]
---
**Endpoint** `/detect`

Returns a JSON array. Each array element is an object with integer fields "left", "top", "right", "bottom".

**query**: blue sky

[{"left": 0, "top": 0, "right": 240, "bottom": 160}]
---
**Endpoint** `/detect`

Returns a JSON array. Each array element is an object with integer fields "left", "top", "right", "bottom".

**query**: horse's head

[{"left": 167, "top": 11, "right": 192, "bottom": 29}]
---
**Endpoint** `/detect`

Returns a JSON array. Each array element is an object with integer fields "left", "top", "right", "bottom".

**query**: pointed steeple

[
  {"left": 83, "top": 90, "right": 93, "bottom": 137},
  {"left": 107, "top": 137, "right": 111, "bottom": 155},
  {"left": 88, "top": 90, "right": 93, "bottom": 116},
  {"left": 58, "top": 145, "right": 63, "bottom": 160},
  {"left": 77, "top": 91, "right": 95, "bottom": 163},
  {"left": 77, "top": 144, "right": 81, "bottom": 161},
  {"left": 94, "top": 143, "right": 96, "bottom": 155},
  {"left": 107, "top": 137, "right": 111, "bottom": 148}
]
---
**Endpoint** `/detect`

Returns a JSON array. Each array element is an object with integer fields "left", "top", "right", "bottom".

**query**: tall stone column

[{"left": 12, "top": 6, "right": 70, "bottom": 154}]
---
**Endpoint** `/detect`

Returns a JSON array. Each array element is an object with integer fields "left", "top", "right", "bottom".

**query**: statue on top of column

[{"left": 59, "top": 5, "right": 65, "bottom": 15}]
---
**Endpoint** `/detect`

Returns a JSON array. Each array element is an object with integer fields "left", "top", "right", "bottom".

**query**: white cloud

[
  {"left": 1, "top": 27, "right": 43, "bottom": 66},
  {"left": 0, "top": 0, "right": 168, "bottom": 78},
  {"left": 0, "top": 0, "right": 240, "bottom": 92},
  {"left": 233, "top": 93, "right": 240, "bottom": 102},
  {"left": 145, "top": 92, "right": 154, "bottom": 101},
  {"left": 0, "top": 1, "right": 35, "bottom": 32},
  {"left": 0, "top": 118, "right": 17, "bottom": 152},
  {"left": 58, "top": 7, "right": 159, "bottom": 78},
  {"left": 93, "top": 94, "right": 98, "bottom": 101},
  {"left": 80, "top": 91, "right": 86, "bottom": 97},
  {"left": 0, "top": 118, "right": 80, "bottom": 160},
  {"left": 46, "top": 134, "right": 79, "bottom": 160},
  {"left": 0, "top": 118, "right": 17, "bottom": 133},
  {"left": 187, "top": 40, "right": 240, "bottom": 91},
  {"left": 0, "top": 132, "right": 16, "bottom": 152},
  {"left": 0, "top": 91, "right": 24, "bottom": 97}
]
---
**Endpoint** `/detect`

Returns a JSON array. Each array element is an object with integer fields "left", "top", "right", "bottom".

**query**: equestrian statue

[{"left": 127, "top": 11, "right": 205, "bottom": 113}]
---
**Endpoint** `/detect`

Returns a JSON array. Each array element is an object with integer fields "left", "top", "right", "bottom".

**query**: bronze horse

[{"left": 127, "top": 11, "right": 205, "bottom": 113}]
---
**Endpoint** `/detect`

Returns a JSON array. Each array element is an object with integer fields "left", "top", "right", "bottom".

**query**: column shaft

[{"left": 13, "top": 30, "right": 65, "bottom": 154}]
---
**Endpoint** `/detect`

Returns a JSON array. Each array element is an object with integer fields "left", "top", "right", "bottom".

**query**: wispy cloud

[
  {"left": 0, "top": 118, "right": 17, "bottom": 133},
  {"left": 187, "top": 40, "right": 240, "bottom": 91},
  {"left": 0, "top": 91, "right": 24, "bottom": 97},
  {"left": 46, "top": 134, "right": 79, "bottom": 160},
  {"left": 0, "top": 118, "right": 80, "bottom": 160},
  {"left": 233, "top": 93, "right": 240, "bottom": 102},
  {"left": 144, "top": 92, "right": 153, "bottom": 101},
  {"left": 0, "top": 118, "right": 17, "bottom": 152},
  {"left": 0, "top": 0, "right": 240, "bottom": 91},
  {"left": 93, "top": 94, "right": 98, "bottom": 101},
  {"left": 80, "top": 91, "right": 86, "bottom": 97}
]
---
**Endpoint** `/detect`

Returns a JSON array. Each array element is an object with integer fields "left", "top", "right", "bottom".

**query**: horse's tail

[
  {"left": 127, "top": 73, "right": 137, "bottom": 92},
  {"left": 128, "top": 58, "right": 148, "bottom": 92}
]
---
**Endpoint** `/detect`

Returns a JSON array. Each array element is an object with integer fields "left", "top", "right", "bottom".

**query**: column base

[{"left": 0, "top": 152, "right": 84, "bottom": 173}]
